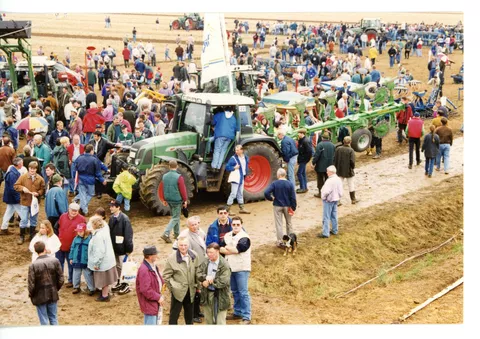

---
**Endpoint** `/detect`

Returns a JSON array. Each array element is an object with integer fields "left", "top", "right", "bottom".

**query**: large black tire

[
  {"left": 351, "top": 128, "right": 372, "bottom": 152},
  {"left": 139, "top": 163, "right": 195, "bottom": 216},
  {"left": 239, "top": 142, "right": 281, "bottom": 203}
]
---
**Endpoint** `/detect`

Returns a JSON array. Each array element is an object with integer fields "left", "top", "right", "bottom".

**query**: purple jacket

[{"left": 136, "top": 260, "right": 164, "bottom": 316}]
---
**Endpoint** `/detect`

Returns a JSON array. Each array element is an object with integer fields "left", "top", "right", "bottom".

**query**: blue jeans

[
  {"left": 436, "top": 144, "right": 450, "bottom": 172},
  {"left": 425, "top": 157, "right": 435, "bottom": 175},
  {"left": 72, "top": 267, "right": 95, "bottom": 291},
  {"left": 36, "top": 302, "right": 58, "bottom": 325},
  {"left": 230, "top": 271, "right": 251, "bottom": 321},
  {"left": 296, "top": 162, "right": 307, "bottom": 190},
  {"left": 260, "top": 41, "right": 265, "bottom": 49},
  {"left": 164, "top": 202, "right": 181, "bottom": 237},
  {"left": 227, "top": 181, "right": 244, "bottom": 205},
  {"left": 84, "top": 132, "right": 93, "bottom": 143},
  {"left": 116, "top": 193, "right": 131, "bottom": 211},
  {"left": 396, "top": 53, "right": 401, "bottom": 63},
  {"left": 282, "top": 50, "right": 287, "bottom": 61},
  {"left": 389, "top": 55, "right": 395, "bottom": 67},
  {"left": 69, "top": 163, "right": 77, "bottom": 193},
  {"left": 322, "top": 200, "right": 338, "bottom": 237},
  {"left": 78, "top": 183, "right": 95, "bottom": 214},
  {"left": 286, "top": 155, "right": 298, "bottom": 188},
  {"left": 56, "top": 250, "right": 73, "bottom": 283},
  {"left": 19, "top": 205, "right": 38, "bottom": 229},
  {"left": 144, "top": 314, "right": 158, "bottom": 325},
  {"left": 211, "top": 137, "right": 231, "bottom": 169},
  {"left": 1, "top": 204, "right": 22, "bottom": 230}
]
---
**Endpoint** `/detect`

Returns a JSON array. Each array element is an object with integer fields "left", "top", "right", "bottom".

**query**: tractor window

[
  {"left": 181, "top": 102, "right": 207, "bottom": 134},
  {"left": 238, "top": 105, "right": 253, "bottom": 134}
]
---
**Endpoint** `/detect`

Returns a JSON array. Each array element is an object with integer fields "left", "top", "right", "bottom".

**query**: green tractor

[
  {"left": 107, "top": 93, "right": 281, "bottom": 215},
  {"left": 171, "top": 13, "right": 204, "bottom": 30}
]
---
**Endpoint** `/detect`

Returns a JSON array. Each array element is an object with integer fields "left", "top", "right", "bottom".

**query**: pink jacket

[{"left": 102, "top": 105, "right": 114, "bottom": 122}]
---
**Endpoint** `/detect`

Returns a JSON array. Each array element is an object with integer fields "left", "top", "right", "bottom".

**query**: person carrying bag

[{"left": 225, "top": 145, "right": 250, "bottom": 216}]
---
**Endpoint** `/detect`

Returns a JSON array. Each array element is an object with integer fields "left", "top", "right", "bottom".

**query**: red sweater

[
  {"left": 83, "top": 108, "right": 106, "bottom": 133},
  {"left": 335, "top": 108, "right": 345, "bottom": 119},
  {"left": 58, "top": 213, "right": 86, "bottom": 252},
  {"left": 407, "top": 117, "right": 424, "bottom": 138},
  {"left": 67, "top": 144, "right": 85, "bottom": 162}
]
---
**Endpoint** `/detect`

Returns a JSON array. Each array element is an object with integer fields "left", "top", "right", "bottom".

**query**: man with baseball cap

[
  {"left": 136, "top": 245, "right": 166, "bottom": 325},
  {"left": 55, "top": 202, "right": 86, "bottom": 287},
  {"left": 109, "top": 200, "right": 134, "bottom": 295}
]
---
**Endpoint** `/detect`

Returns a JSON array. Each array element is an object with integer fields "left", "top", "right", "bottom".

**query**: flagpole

[{"left": 219, "top": 14, "right": 234, "bottom": 95}]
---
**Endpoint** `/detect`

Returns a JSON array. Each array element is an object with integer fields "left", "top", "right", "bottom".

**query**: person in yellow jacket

[
  {"left": 112, "top": 163, "right": 137, "bottom": 212},
  {"left": 368, "top": 44, "right": 379, "bottom": 65}
]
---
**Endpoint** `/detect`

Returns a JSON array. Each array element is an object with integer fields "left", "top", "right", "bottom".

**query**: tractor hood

[{"left": 128, "top": 132, "right": 198, "bottom": 170}]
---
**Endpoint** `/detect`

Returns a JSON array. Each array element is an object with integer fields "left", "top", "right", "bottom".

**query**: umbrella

[
  {"left": 358, "top": 68, "right": 368, "bottom": 75},
  {"left": 15, "top": 117, "right": 49, "bottom": 130}
]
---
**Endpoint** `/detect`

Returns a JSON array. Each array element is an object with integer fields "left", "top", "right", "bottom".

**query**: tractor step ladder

[{"left": 206, "top": 166, "right": 225, "bottom": 192}]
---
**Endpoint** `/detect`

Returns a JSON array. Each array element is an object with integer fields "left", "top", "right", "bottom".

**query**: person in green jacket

[
  {"left": 196, "top": 242, "right": 231, "bottom": 325},
  {"left": 87, "top": 67, "right": 97, "bottom": 89},
  {"left": 112, "top": 163, "right": 137, "bottom": 211},
  {"left": 118, "top": 125, "right": 134, "bottom": 148},
  {"left": 69, "top": 223, "right": 95, "bottom": 295}
]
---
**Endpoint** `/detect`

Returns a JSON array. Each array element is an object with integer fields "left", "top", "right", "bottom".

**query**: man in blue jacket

[
  {"left": 211, "top": 106, "right": 238, "bottom": 171},
  {"left": 277, "top": 128, "right": 298, "bottom": 188},
  {"left": 0, "top": 157, "right": 23, "bottom": 235},
  {"left": 73, "top": 144, "right": 106, "bottom": 215},
  {"left": 205, "top": 206, "right": 232, "bottom": 247},
  {"left": 264, "top": 168, "right": 296, "bottom": 247},
  {"left": 225, "top": 145, "right": 250, "bottom": 215}
]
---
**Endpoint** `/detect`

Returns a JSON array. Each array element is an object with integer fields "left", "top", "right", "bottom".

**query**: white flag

[{"left": 201, "top": 13, "right": 230, "bottom": 85}]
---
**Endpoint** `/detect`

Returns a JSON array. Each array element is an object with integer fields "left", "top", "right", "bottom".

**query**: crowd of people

[{"left": 0, "top": 15, "right": 460, "bottom": 327}]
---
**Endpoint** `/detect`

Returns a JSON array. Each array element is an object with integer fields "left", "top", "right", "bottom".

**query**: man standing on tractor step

[
  {"left": 211, "top": 106, "right": 238, "bottom": 172},
  {"left": 406, "top": 112, "right": 424, "bottom": 169},
  {"left": 334, "top": 136, "right": 359, "bottom": 206},
  {"left": 159, "top": 160, "right": 188, "bottom": 243}
]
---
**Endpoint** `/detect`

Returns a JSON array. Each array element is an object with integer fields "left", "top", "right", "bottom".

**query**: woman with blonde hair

[
  {"left": 29, "top": 220, "right": 61, "bottom": 262},
  {"left": 87, "top": 215, "right": 118, "bottom": 302}
]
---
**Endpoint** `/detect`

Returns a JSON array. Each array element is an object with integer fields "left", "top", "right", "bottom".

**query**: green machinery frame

[{"left": 0, "top": 37, "right": 37, "bottom": 98}]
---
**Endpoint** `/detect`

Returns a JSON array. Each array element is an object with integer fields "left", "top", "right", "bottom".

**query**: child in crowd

[
  {"left": 69, "top": 223, "right": 95, "bottom": 295},
  {"left": 112, "top": 163, "right": 137, "bottom": 212},
  {"left": 29, "top": 220, "right": 61, "bottom": 262}
]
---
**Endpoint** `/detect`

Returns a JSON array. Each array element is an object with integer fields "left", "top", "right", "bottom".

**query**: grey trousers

[
  {"left": 274, "top": 206, "right": 293, "bottom": 242},
  {"left": 203, "top": 293, "right": 227, "bottom": 325},
  {"left": 115, "top": 255, "right": 126, "bottom": 279}
]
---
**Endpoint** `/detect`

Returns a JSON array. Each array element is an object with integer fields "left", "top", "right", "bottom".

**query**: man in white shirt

[
  {"left": 269, "top": 44, "right": 277, "bottom": 59},
  {"left": 337, "top": 93, "right": 349, "bottom": 115},
  {"left": 63, "top": 97, "right": 75, "bottom": 123},
  {"left": 318, "top": 165, "right": 343, "bottom": 238}
]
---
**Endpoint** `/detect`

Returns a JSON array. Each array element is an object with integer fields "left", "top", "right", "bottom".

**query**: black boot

[
  {"left": 29, "top": 226, "right": 37, "bottom": 240},
  {"left": 17, "top": 228, "right": 26, "bottom": 245},
  {"left": 350, "top": 191, "right": 359, "bottom": 204}
]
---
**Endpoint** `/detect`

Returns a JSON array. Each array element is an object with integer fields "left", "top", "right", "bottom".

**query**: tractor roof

[{"left": 182, "top": 93, "right": 255, "bottom": 106}]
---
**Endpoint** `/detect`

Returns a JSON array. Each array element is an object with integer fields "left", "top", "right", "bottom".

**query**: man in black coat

[
  {"left": 334, "top": 136, "right": 358, "bottom": 205},
  {"left": 109, "top": 200, "right": 134, "bottom": 294},
  {"left": 296, "top": 129, "right": 313, "bottom": 194},
  {"left": 311, "top": 132, "right": 336, "bottom": 198},
  {"left": 89, "top": 131, "right": 120, "bottom": 198},
  {"left": 85, "top": 86, "right": 97, "bottom": 109}
]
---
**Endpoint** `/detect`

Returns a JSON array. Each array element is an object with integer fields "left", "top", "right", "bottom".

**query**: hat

[
  {"left": 414, "top": 112, "right": 420, "bottom": 117},
  {"left": 95, "top": 124, "right": 102, "bottom": 128},
  {"left": 76, "top": 82, "right": 83, "bottom": 87},
  {"left": 109, "top": 200, "right": 121, "bottom": 207},
  {"left": 75, "top": 223, "right": 87, "bottom": 232},
  {"left": 69, "top": 202, "right": 80, "bottom": 211},
  {"left": 143, "top": 245, "right": 158, "bottom": 256},
  {"left": 52, "top": 174, "right": 63, "bottom": 185},
  {"left": 298, "top": 128, "right": 307, "bottom": 134}
]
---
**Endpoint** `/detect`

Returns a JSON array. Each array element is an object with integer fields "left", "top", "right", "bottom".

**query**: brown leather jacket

[
  {"left": 28, "top": 255, "right": 64, "bottom": 306},
  {"left": 14, "top": 172, "right": 46, "bottom": 207}
]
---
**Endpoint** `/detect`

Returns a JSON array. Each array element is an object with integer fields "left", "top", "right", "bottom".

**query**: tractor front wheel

[
  {"left": 172, "top": 20, "right": 181, "bottom": 30},
  {"left": 139, "top": 162, "right": 195, "bottom": 215}
]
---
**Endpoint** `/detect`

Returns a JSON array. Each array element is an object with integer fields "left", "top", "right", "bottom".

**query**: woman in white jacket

[
  {"left": 29, "top": 220, "right": 61, "bottom": 262},
  {"left": 88, "top": 216, "right": 118, "bottom": 302}
]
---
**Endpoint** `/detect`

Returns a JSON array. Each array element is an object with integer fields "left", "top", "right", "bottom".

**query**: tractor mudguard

[{"left": 240, "top": 135, "right": 281, "bottom": 154}]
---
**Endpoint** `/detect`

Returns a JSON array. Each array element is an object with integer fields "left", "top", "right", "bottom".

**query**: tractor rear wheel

[
  {"left": 139, "top": 162, "right": 195, "bottom": 215},
  {"left": 186, "top": 18, "right": 195, "bottom": 30},
  {"left": 351, "top": 128, "right": 372, "bottom": 152},
  {"left": 242, "top": 143, "right": 281, "bottom": 202},
  {"left": 172, "top": 20, "right": 181, "bottom": 30}
]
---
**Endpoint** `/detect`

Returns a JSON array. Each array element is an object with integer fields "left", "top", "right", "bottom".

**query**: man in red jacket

[
  {"left": 406, "top": 112, "right": 424, "bottom": 169},
  {"left": 82, "top": 102, "right": 106, "bottom": 143},
  {"left": 136, "top": 245, "right": 166, "bottom": 325},
  {"left": 396, "top": 97, "right": 413, "bottom": 144},
  {"left": 55, "top": 203, "right": 86, "bottom": 287},
  {"left": 122, "top": 46, "right": 131, "bottom": 68}
]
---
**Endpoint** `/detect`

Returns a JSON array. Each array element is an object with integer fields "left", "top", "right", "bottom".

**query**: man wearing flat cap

[
  {"left": 136, "top": 245, "right": 166, "bottom": 325},
  {"left": 296, "top": 129, "right": 313, "bottom": 194}
]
